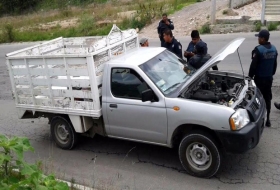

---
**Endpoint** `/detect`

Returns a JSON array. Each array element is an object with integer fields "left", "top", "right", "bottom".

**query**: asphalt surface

[{"left": 1, "top": 32, "right": 280, "bottom": 190}]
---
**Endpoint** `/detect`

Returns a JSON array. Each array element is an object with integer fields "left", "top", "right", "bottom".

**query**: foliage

[
  {"left": 199, "top": 23, "right": 211, "bottom": 34},
  {"left": 0, "top": 0, "right": 39, "bottom": 15},
  {"left": 0, "top": 134, "right": 69, "bottom": 190},
  {"left": 254, "top": 21, "right": 262, "bottom": 32},
  {"left": 0, "top": 0, "right": 198, "bottom": 43},
  {"left": 267, "top": 22, "right": 279, "bottom": 31},
  {"left": 222, "top": 10, "right": 228, "bottom": 15},
  {"left": 1, "top": 24, "right": 15, "bottom": 42}
]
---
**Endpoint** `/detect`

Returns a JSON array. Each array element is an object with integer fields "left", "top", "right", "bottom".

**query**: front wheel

[
  {"left": 179, "top": 132, "right": 222, "bottom": 178},
  {"left": 51, "top": 116, "right": 77, "bottom": 150}
]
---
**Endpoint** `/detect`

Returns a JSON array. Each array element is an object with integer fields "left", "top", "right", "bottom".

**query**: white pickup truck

[{"left": 6, "top": 25, "right": 266, "bottom": 178}]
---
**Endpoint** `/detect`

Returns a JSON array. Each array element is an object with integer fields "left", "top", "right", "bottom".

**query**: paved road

[{"left": 1, "top": 32, "right": 280, "bottom": 190}]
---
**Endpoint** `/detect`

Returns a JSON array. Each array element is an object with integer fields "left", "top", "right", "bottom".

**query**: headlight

[{"left": 229, "top": 109, "right": 250, "bottom": 131}]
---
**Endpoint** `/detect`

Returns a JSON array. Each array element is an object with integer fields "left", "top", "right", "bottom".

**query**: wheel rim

[
  {"left": 186, "top": 142, "right": 212, "bottom": 171},
  {"left": 54, "top": 123, "right": 70, "bottom": 145}
]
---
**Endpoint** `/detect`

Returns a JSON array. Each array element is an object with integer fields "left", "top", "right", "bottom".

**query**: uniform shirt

[
  {"left": 163, "top": 38, "right": 183, "bottom": 59},
  {"left": 188, "top": 54, "right": 211, "bottom": 69},
  {"left": 157, "top": 19, "right": 174, "bottom": 40},
  {"left": 249, "top": 42, "right": 278, "bottom": 79},
  {"left": 185, "top": 39, "right": 206, "bottom": 61}
]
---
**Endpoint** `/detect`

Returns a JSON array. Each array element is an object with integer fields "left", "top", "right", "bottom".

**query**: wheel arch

[{"left": 171, "top": 124, "right": 223, "bottom": 150}]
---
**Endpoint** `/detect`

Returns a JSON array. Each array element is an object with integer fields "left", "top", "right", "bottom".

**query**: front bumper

[{"left": 215, "top": 94, "right": 266, "bottom": 154}]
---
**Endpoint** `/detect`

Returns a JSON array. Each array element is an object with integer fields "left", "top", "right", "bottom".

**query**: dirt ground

[{"left": 139, "top": 0, "right": 263, "bottom": 38}]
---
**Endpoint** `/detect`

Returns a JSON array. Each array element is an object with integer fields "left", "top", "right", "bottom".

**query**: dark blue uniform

[
  {"left": 185, "top": 39, "right": 206, "bottom": 61},
  {"left": 249, "top": 42, "right": 278, "bottom": 121},
  {"left": 157, "top": 19, "right": 174, "bottom": 47},
  {"left": 163, "top": 38, "right": 182, "bottom": 59}
]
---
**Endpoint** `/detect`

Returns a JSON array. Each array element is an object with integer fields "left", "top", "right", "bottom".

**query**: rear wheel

[
  {"left": 51, "top": 116, "right": 77, "bottom": 150},
  {"left": 179, "top": 132, "right": 222, "bottom": 178}
]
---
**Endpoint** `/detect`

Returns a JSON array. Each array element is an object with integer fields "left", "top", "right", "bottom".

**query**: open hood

[{"left": 179, "top": 37, "right": 245, "bottom": 94}]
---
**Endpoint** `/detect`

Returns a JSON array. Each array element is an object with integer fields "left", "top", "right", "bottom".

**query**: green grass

[
  {"left": 0, "top": 0, "right": 199, "bottom": 43},
  {"left": 267, "top": 22, "right": 279, "bottom": 31},
  {"left": 254, "top": 21, "right": 262, "bottom": 32}
]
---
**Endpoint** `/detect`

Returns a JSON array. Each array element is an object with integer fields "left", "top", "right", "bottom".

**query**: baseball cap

[
  {"left": 255, "top": 29, "right": 270, "bottom": 38},
  {"left": 140, "top": 38, "right": 148, "bottom": 45},
  {"left": 195, "top": 41, "right": 208, "bottom": 54}
]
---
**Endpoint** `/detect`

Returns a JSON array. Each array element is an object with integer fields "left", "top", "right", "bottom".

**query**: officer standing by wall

[
  {"left": 162, "top": 29, "right": 182, "bottom": 59},
  {"left": 249, "top": 29, "right": 278, "bottom": 127},
  {"left": 157, "top": 13, "right": 174, "bottom": 47}
]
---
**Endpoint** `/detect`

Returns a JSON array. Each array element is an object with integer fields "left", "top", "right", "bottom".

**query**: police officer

[
  {"left": 157, "top": 13, "right": 174, "bottom": 47},
  {"left": 184, "top": 30, "right": 205, "bottom": 61},
  {"left": 187, "top": 41, "right": 218, "bottom": 70},
  {"left": 249, "top": 29, "right": 278, "bottom": 127},
  {"left": 162, "top": 29, "right": 182, "bottom": 59}
]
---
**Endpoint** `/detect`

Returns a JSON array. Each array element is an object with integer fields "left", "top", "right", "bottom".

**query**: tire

[
  {"left": 179, "top": 132, "right": 222, "bottom": 178},
  {"left": 50, "top": 116, "right": 77, "bottom": 150}
]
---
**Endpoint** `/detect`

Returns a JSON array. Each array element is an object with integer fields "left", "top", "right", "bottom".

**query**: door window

[{"left": 111, "top": 68, "right": 149, "bottom": 99}]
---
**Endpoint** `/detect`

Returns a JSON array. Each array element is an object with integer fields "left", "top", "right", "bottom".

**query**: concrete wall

[{"left": 230, "top": 0, "right": 257, "bottom": 8}]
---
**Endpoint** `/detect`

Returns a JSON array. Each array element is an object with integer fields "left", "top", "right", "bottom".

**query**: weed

[
  {"left": 60, "top": 9, "right": 74, "bottom": 18},
  {"left": 222, "top": 10, "right": 228, "bottom": 15},
  {"left": 78, "top": 14, "right": 96, "bottom": 35},
  {"left": 0, "top": 134, "right": 69, "bottom": 189},
  {"left": 3, "top": 24, "right": 15, "bottom": 42},
  {"left": 254, "top": 21, "right": 262, "bottom": 32},
  {"left": 199, "top": 23, "right": 211, "bottom": 34},
  {"left": 267, "top": 22, "right": 279, "bottom": 31}
]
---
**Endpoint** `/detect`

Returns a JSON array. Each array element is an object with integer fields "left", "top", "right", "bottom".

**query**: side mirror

[{"left": 141, "top": 89, "right": 154, "bottom": 102}]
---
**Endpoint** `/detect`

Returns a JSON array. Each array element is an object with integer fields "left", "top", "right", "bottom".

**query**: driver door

[{"left": 104, "top": 67, "right": 168, "bottom": 144}]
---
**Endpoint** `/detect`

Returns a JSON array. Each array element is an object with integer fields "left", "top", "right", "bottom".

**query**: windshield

[{"left": 139, "top": 50, "right": 197, "bottom": 95}]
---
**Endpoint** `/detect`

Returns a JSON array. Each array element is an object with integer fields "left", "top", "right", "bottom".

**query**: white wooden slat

[
  {"left": 15, "top": 77, "right": 91, "bottom": 87},
  {"left": 30, "top": 68, "right": 67, "bottom": 76},
  {"left": 45, "top": 58, "right": 65, "bottom": 65},
  {"left": 18, "top": 96, "right": 96, "bottom": 110},
  {"left": 67, "top": 68, "right": 89, "bottom": 76},
  {"left": 65, "top": 57, "right": 87, "bottom": 65},
  {"left": 18, "top": 65, "right": 90, "bottom": 77},
  {"left": 26, "top": 58, "right": 44, "bottom": 66},
  {"left": 16, "top": 104, "right": 102, "bottom": 118},
  {"left": 64, "top": 48, "right": 88, "bottom": 55},
  {"left": 13, "top": 68, "right": 28, "bottom": 75},
  {"left": 74, "top": 101, "right": 95, "bottom": 110},
  {"left": 42, "top": 89, "right": 92, "bottom": 99},
  {"left": 17, "top": 86, "right": 101, "bottom": 98},
  {"left": 16, "top": 88, "right": 32, "bottom": 96},
  {"left": 10, "top": 59, "right": 25, "bottom": 66},
  {"left": 14, "top": 77, "right": 29, "bottom": 85}
]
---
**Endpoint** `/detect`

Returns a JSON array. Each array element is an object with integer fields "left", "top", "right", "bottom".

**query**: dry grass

[{"left": 0, "top": 0, "right": 196, "bottom": 43}]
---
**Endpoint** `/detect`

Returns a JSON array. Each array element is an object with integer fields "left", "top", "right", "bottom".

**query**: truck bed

[{"left": 6, "top": 25, "right": 138, "bottom": 118}]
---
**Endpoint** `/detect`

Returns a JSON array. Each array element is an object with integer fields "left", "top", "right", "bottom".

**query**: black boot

[
  {"left": 266, "top": 112, "right": 271, "bottom": 127},
  {"left": 275, "top": 102, "right": 280, "bottom": 110}
]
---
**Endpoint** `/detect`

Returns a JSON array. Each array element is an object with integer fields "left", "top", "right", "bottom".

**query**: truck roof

[{"left": 108, "top": 47, "right": 166, "bottom": 66}]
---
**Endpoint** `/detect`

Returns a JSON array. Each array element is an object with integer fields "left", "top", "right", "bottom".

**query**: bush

[
  {"left": 267, "top": 22, "right": 279, "bottom": 31},
  {"left": 0, "top": 134, "right": 69, "bottom": 189},
  {"left": 199, "top": 23, "right": 211, "bottom": 34},
  {"left": 0, "top": 0, "right": 39, "bottom": 15},
  {"left": 254, "top": 21, "right": 262, "bottom": 32},
  {"left": 2, "top": 24, "right": 15, "bottom": 42}
]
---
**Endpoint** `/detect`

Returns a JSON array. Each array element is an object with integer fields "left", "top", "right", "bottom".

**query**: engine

[{"left": 184, "top": 73, "right": 245, "bottom": 107}]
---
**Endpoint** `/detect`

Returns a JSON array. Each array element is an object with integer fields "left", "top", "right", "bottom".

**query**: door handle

[{"left": 109, "top": 104, "right": 118, "bottom": 108}]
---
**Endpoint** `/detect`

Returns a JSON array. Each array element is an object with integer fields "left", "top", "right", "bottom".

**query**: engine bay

[{"left": 183, "top": 72, "right": 246, "bottom": 107}]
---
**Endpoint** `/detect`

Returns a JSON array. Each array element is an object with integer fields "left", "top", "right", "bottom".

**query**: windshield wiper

[{"left": 164, "top": 83, "right": 181, "bottom": 92}]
